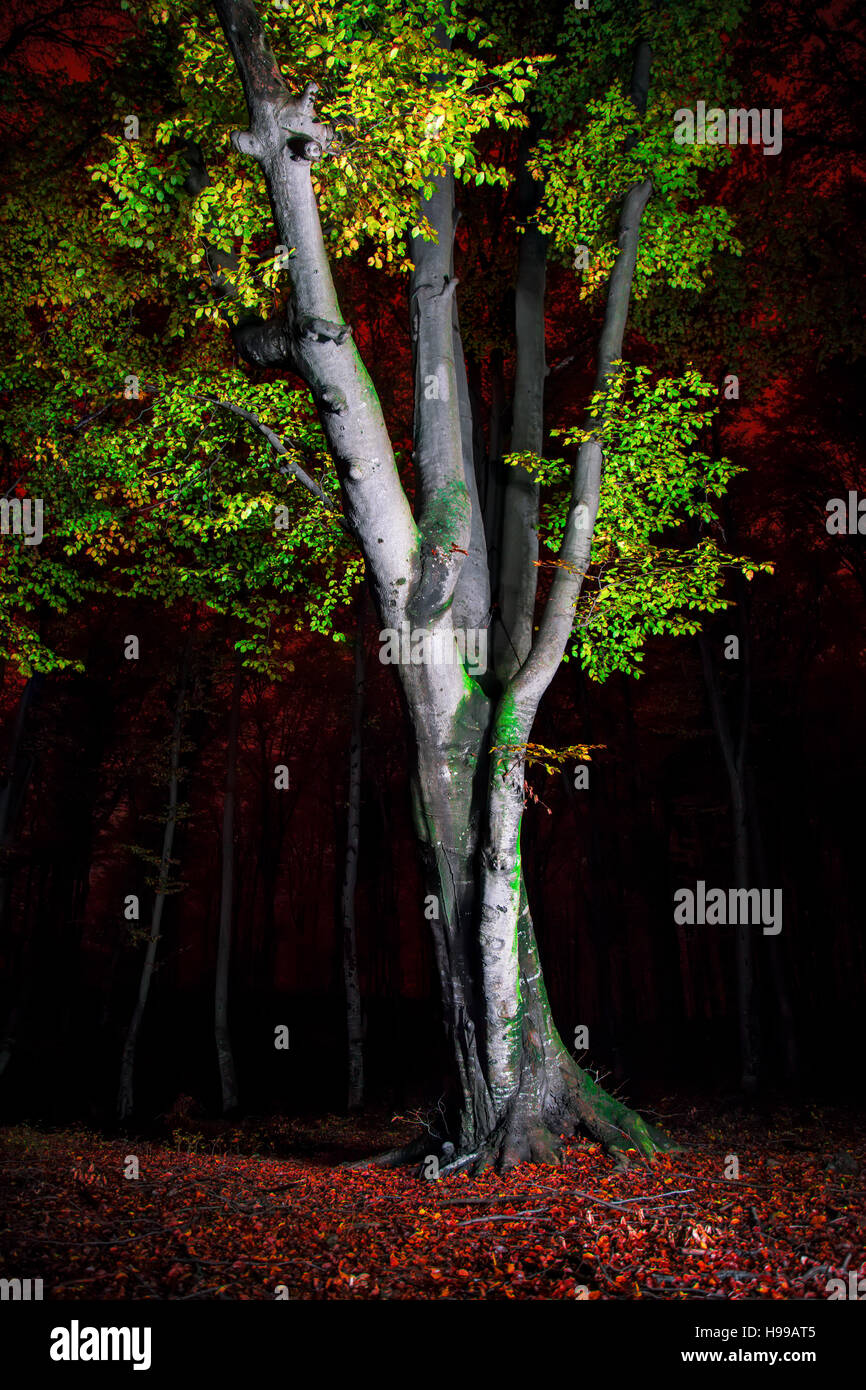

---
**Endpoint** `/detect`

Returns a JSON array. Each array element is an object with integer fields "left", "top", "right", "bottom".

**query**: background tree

[{"left": 215, "top": 655, "right": 243, "bottom": 1114}]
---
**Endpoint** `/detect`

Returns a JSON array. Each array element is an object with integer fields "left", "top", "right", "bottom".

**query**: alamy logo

[
  {"left": 0, "top": 1277, "right": 43, "bottom": 1300},
  {"left": 0, "top": 497, "right": 43, "bottom": 545},
  {"left": 826, "top": 1272, "right": 866, "bottom": 1300},
  {"left": 674, "top": 881, "right": 782, "bottom": 935},
  {"left": 49, "top": 1321, "right": 152, "bottom": 1371},
  {"left": 674, "top": 102, "right": 782, "bottom": 156},
  {"left": 379, "top": 622, "right": 487, "bottom": 675},
  {"left": 825, "top": 492, "right": 866, "bottom": 534}
]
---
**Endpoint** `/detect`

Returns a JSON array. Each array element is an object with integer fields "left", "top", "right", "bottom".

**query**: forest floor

[{"left": 1, "top": 1100, "right": 863, "bottom": 1300}]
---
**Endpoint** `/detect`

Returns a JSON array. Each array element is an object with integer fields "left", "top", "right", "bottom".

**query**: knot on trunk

[
  {"left": 231, "top": 313, "right": 294, "bottom": 368},
  {"left": 296, "top": 315, "right": 353, "bottom": 345},
  {"left": 317, "top": 384, "right": 348, "bottom": 415},
  {"left": 285, "top": 133, "right": 323, "bottom": 162},
  {"left": 276, "top": 84, "right": 333, "bottom": 157},
  {"left": 410, "top": 276, "right": 460, "bottom": 342},
  {"left": 231, "top": 128, "right": 265, "bottom": 160},
  {"left": 232, "top": 85, "right": 332, "bottom": 165}
]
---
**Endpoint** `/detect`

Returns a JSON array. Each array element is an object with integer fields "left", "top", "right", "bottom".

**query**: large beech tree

[
  {"left": 2, "top": 0, "right": 765, "bottom": 1166},
  {"left": 188, "top": 0, "right": 759, "bottom": 1171}
]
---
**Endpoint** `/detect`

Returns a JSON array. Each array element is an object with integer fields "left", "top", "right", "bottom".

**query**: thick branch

[
  {"left": 495, "top": 125, "right": 547, "bottom": 682},
  {"left": 212, "top": 0, "right": 417, "bottom": 625},
  {"left": 451, "top": 230, "right": 491, "bottom": 634},
  {"left": 407, "top": 175, "right": 472, "bottom": 626},
  {"left": 507, "top": 40, "right": 654, "bottom": 720}
]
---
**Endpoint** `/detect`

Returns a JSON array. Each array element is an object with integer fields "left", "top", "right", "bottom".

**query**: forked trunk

[
  {"left": 212, "top": 2, "right": 675, "bottom": 1170},
  {"left": 409, "top": 687, "right": 674, "bottom": 1172}
]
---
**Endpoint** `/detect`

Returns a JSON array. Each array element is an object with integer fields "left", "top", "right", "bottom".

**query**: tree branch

[
  {"left": 407, "top": 170, "right": 473, "bottom": 626},
  {"left": 504, "top": 40, "right": 654, "bottom": 722},
  {"left": 495, "top": 122, "right": 547, "bottom": 683},
  {"left": 191, "top": 393, "right": 349, "bottom": 528},
  {"left": 211, "top": 0, "right": 417, "bottom": 625}
]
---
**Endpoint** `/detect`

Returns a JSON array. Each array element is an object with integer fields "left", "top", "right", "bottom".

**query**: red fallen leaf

[{"left": 5, "top": 1108, "right": 863, "bottom": 1301}]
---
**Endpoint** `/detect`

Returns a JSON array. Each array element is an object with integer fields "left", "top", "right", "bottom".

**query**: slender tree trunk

[
  {"left": 215, "top": 660, "right": 242, "bottom": 1114},
  {"left": 480, "top": 348, "right": 507, "bottom": 604},
  {"left": 0, "top": 675, "right": 43, "bottom": 1077},
  {"left": 341, "top": 604, "right": 366, "bottom": 1111},
  {"left": 495, "top": 124, "right": 546, "bottom": 681},
  {"left": 0, "top": 674, "right": 42, "bottom": 931},
  {"left": 117, "top": 639, "right": 192, "bottom": 1121},
  {"left": 698, "top": 629, "right": 760, "bottom": 1092},
  {"left": 746, "top": 761, "right": 798, "bottom": 1082},
  {"left": 0, "top": 678, "right": 34, "bottom": 839}
]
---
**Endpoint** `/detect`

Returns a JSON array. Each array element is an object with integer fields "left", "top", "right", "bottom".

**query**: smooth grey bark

[
  {"left": 213, "top": 4, "right": 672, "bottom": 1168},
  {"left": 213, "top": 0, "right": 418, "bottom": 631},
  {"left": 451, "top": 240, "right": 491, "bottom": 635},
  {"left": 117, "top": 640, "right": 191, "bottom": 1121},
  {"left": 467, "top": 39, "right": 663, "bottom": 1163},
  {"left": 341, "top": 606, "right": 365, "bottom": 1111},
  {"left": 408, "top": 171, "right": 473, "bottom": 626},
  {"left": 480, "top": 349, "right": 507, "bottom": 621},
  {"left": 499, "top": 43, "right": 653, "bottom": 716},
  {"left": 410, "top": 26, "right": 488, "bottom": 636},
  {"left": 215, "top": 659, "right": 242, "bottom": 1114},
  {"left": 495, "top": 127, "right": 546, "bottom": 683},
  {"left": 402, "top": 38, "right": 499, "bottom": 1149}
]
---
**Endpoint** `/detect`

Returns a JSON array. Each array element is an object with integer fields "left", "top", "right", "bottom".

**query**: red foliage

[{"left": 1, "top": 1106, "right": 863, "bottom": 1300}]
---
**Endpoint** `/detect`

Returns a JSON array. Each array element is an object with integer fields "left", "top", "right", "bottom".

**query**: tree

[
  {"left": 0, "top": 674, "right": 44, "bottom": 1076},
  {"left": 164, "top": 0, "right": 761, "bottom": 1170},
  {"left": 341, "top": 594, "right": 366, "bottom": 1112},
  {"left": 117, "top": 631, "right": 194, "bottom": 1120},
  {"left": 19, "top": 0, "right": 765, "bottom": 1168},
  {"left": 215, "top": 656, "right": 243, "bottom": 1114}
]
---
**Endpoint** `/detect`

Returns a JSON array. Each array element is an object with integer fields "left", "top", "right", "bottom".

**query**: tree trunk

[
  {"left": 117, "top": 638, "right": 192, "bottom": 1121},
  {"left": 341, "top": 602, "right": 366, "bottom": 1111},
  {"left": 0, "top": 674, "right": 42, "bottom": 931},
  {"left": 746, "top": 760, "right": 798, "bottom": 1083},
  {"left": 215, "top": 659, "right": 242, "bottom": 1114},
  {"left": 0, "top": 674, "right": 43, "bottom": 1077},
  {"left": 698, "top": 629, "right": 760, "bottom": 1092},
  {"left": 495, "top": 125, "right": 546, "bottom": 682}
]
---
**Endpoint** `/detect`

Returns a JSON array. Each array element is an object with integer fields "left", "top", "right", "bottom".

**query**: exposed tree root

[
  {"left": 348, "top": 1053, "right": 682, "bottom": 1177},
  {"left": 339, "top": 1134, "right": 433, "bottom": 1171}
]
